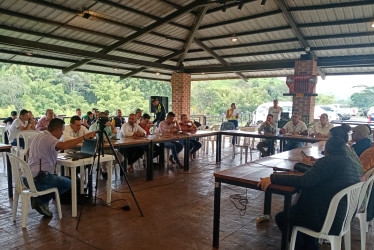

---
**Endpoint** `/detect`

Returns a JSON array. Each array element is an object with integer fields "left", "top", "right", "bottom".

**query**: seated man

[
  {"left": 76, "top": 108, "right": 82, "bottom": 120},
  {"left": 139, "top": 113, "right": 162, "bottom": 160},
  {"left": 36, "top": 109, "right": 54, "bottom": 131},
  {"left": 280, "top": 112, "right": 308, "bottom": 151},
  {"left": 179, "top": 114, "right": 202, "bottom": 161},
  {"left": 309, "top": 113, "right": 334, "bottom": 138},
  {"left": 27, "top": 118, "right": 96, "bottom": 216},
  {"left": 63, "top": 115, "right": 90, "bottom": 141},
  {"left": 8, "top": 109, "right": 36, "bottom": 147},
  {"left": 159, "top": 112, "right": 184, "bottom": 168},
  {"left": 360, "top": 132, "right": 374, "bottom": 221},
  {"left": 258, "top": 136, "right": 361, "bottom": 249},
  {"left": 257, "top": 114, "right": 276, "bottom": 157},
  {"left": 82, "top": 111, "right": 94, "bottom": 129},
  {"left": 2, "top": 111, "right": 17, "bottom": 125},
  {"left": 351, "top": 124, "right": 372, "bottom": 157},
  {"left": 135, "top": 108, "right": 142, "bottom": 124},
  {"left": 90, "top": 112, "right": 124, "bottom": 179},
  {"left": 112, "top": 109, "right": 126, "bottom": 128},
  {"left": 121, "top": 114, "right": 146, "bottom": 172}
]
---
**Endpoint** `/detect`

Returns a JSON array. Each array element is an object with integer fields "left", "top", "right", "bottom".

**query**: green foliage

[
  {"left": 350, "top": 86, "right": 374, "bottom": 109},
  {"left": 315, "top": 94, "right": 335, "bottom": 105}
]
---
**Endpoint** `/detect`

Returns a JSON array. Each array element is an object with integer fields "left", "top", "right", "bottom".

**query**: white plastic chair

[
  {"left": 290, "top": 181, "right": 363, "bottom": 250},
  {"left": 8, "top": 153, "right": 62, "bottom": 227},
  {"left": 355, "top": 169, "right": 374, "bottom": 250},
  {"left": 204, "top": 125, "right": 220, "bottom": 154},
  {"left": 16, "top": 130, "right": 40, "bottom": 161},
  {"left": 233, "top": 127, "right": 256, "bottom": 163}
]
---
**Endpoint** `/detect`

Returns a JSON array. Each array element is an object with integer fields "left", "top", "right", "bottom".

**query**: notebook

[{"left": 67, "top": 139, "right": 97, "bottom": 159}]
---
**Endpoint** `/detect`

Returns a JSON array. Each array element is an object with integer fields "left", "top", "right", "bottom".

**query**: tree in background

[{"left": 350, "top": 86, "right": 374, "bottom": 110}]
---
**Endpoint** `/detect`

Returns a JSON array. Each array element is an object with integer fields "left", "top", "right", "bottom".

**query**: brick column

[
  {"left": 292, "top": 60, "right": 317, "bottom": 124},
  {"left": 171, "top": 72, "right": 191, "bottom": 120}
]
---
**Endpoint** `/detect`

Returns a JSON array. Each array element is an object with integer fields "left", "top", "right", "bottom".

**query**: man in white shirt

[
  {"left": 8, "top": 109, "right": 35, "bottom": 147},
  {"left": 309, "top": 113, "right": 334, "bottom": 138},
  {"left": 268, "top": 99, "right": 283, "bottom": 122},
  {"left": 280, "top": 112, "right": 308, "bottom": 151},
  {"left": 121, "top": 114, "right": 146, "bottom": 172},
  {"left": 135, "top": 108, "right": 142, "bottom": 124},
  {"left": 63, "top": 116, "right": 90, "bottom": 141}
]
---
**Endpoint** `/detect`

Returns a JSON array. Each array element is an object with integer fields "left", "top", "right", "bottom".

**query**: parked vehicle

[
  {"left": 314, "top": 105, "right": 340, "bottom": 122},
  {"left": 253, "top": 101, "right": 293, "bottom": 125},
  {"left": 321, "top": 105, "right": 351, "bottom": 120},
  {"left": 367, "top": 107, "right": 374, "bottom": 121}
]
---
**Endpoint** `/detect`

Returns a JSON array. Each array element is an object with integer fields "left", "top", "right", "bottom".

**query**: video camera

[{"left": 98, "top": 116, "right": 110, "bottom": 131}]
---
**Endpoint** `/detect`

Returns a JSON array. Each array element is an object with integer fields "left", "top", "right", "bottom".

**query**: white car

[{"left": 314, "top": 106, "right": 340, "bottom": 122}]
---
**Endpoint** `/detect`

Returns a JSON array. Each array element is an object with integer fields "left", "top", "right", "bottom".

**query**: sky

[{"left": 315, "top": 75, "right": 374, "bottom": 101}]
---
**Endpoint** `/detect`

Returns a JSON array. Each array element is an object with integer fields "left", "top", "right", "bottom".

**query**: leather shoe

[
  {"left": 31, "top": 198, "right": 52, "bottom": 217},
  {"left": 169, "top": 155, "right": 176, "bottom": 164}
]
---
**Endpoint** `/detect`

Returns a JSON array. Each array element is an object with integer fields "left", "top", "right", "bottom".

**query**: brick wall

[
  {"left": 292, "top": 60, "right": 317, "bottom": 124},
  {"left": 171, "top": 72, "right": 191, "bottom": 120}
]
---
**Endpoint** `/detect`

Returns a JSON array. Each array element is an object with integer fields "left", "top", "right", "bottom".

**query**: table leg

[
  {"left": 159, "top": 143, "right": 165, "bottom": 168},
  {"left": 71, "top": 167, "right": 77, "bottom": 217},
  {"left": 147, "top": 143, "right": 154, "bottom": 181},
  {"left": 184, "top": 138, "right": 190, "bottom": 171},
  {"left": 213, "top": 180, "right": 221, "bottom": 247},
  {"left": 6, "top": 150, "right": 12, "bottom": 198},
  {"left": 280, "top": 139, "right": 284, "bottom": 152},
  {"left": 107, "top": 159, "right": 112, "bottom": 204},
  {"left": 216, "top": 134, "right": 221, "bottom": 163},
  {"left": 80, "top": 165, "right": 84, "bottom": 194},
  {"left": 281, "top": 194, "right": 292, "bottom": 250},
  {"left": 264, "top": 190, "right": 272, "bottom": 215}
]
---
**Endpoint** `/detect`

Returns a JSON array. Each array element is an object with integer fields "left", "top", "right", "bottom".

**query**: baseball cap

[{"left": 104, "top": 110, "right": 110, "bottom": 115}]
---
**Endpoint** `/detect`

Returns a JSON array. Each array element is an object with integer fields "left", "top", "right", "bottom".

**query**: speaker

[{"left": 149, "top": 96, "right": 168, "bottom": 113}]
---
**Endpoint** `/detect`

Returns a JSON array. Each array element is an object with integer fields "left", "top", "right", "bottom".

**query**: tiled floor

[{"left": 0, "top": 144, "right": 372, "bottom": 249}]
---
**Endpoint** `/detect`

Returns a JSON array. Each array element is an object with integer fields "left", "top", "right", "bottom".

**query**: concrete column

[
  {"left": 292, "top": 60, "right": 317, "bottom": 124},
  {"left": 171, "top": 72, "right": 191, "bottom": 120}
]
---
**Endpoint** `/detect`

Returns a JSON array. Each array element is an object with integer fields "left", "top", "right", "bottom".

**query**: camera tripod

[{"left": 76, "top": 127, "right": 143, "bottom": 230}]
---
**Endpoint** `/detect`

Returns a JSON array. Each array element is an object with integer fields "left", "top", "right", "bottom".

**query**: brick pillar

[
  {"left": 171, "top": 72, "right": 191, "bottom": 120},
  {"left": 292, "top": 60, "right": 317, "bottom": 124}
]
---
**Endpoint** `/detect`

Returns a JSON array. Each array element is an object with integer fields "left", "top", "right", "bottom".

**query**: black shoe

[
  {"left": 169, "top": 155, "right": 176, "bottom": 164},
  {"left": 102, "top": 172, "right": 108, "bottom": 179},
  {"left": 177, "top": 163, "right": 184, "bottom": 169},
  {"left": 32, "top": 199, "right": 52, "bottom": 217}
]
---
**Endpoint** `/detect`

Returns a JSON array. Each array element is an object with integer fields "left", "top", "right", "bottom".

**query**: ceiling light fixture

[
  {"left": 156, "top": 72, "right": 160, "bottom": 75},
  {"left": 260, "top": 0, "right": 267, "bottom": 6},
  {"left": 24, "top": 51, "right": 33, "bottom": 56},
  {"left": 113, "top": 67, "right": 118, "bottom": 71},
  {"left": 371, "top": 22, "right": 374, "bottom": 28},
  {"left": 231, "top": 35, "right": 238, "bottom": 42}
]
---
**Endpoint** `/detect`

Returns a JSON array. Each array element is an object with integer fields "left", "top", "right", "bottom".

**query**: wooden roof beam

[
  {"left": 193, "top": 39, "right": 248, "bottom": 82},
  {"left": 274, "top": 0, "right": 325, "bottom": 79},
  {"left": 63, "top": 0, "right": 210, "bottom": 74}
]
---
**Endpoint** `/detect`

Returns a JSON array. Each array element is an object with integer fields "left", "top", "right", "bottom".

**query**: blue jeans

[
  {"left": 228, "top": 120, "right": 238, "bottom": 144},
  {"left": 164, "top": 142, "right": 183, "bottom": 164},
  {"left": 284, "top": 141, "right": 306, "bottom": 151},
  {"left": 24, "top": 174, "right": 71, "bottom": 205},
  {"left": 11, "top": 138, "right": 24, "bottom": 148},
  {"left": 180, "top": 139, "right": 202, "bottom": 155}
]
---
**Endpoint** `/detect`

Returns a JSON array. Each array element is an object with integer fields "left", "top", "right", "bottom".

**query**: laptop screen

[{"left": 80, "top": 139, "right": 97, "bottom": 155}]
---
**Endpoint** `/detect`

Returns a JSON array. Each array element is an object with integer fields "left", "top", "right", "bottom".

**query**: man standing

[
  {"left": 309, "top": 113, "right": 334, "bottom": 137},
  {"left": 280, "top": 112, "right": 308, "bottom": 151},
  {"left": 159, "top": 112, "right": 184, "bottom": 168},
  {"left": 2, "top": 111, "right": 17, "bottom": 125},
  {"left": 112, "top": 109, "right": 126, "bottom": 128},
  {"left": 8, "top": 109, "right": 35, "bottom": 147},
  {"left": 121, "top": 114, "right": 146, "bottom": 172},
  {"left": 257, "top": 114, "right": 277, "bottom": 157},
  {"left": 268, "top": 99, "right": 283, "bottom": 123},
  {"left": 36, "top": 109, "right": 54, "bottom": 131},
  {"left": 152, "top": 98, "right": 166, "bottom": 126},
  {"left": 179, "top": 114, "right": 202, "bottom": 161},
  {"left": 63, "top": 116, "right": 90, "bottom": 141},
  {"left": 76, "top": 108, "right": 82, "bottom": 119},
  {"left": 27, "top": 118, "right": 96, "bottom": 216}
]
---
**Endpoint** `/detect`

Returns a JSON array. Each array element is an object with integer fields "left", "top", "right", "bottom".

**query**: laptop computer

[{"left": 67, "top": 139, "right": 97, "bottom": 159}]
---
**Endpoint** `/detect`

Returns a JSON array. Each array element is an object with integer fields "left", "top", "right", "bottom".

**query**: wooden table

[
  {"left": 1, "top": 144, "right": 12, "bottom": 198},
  {"left": 212, "top": 142, "right": 325, "bottom": 250}
]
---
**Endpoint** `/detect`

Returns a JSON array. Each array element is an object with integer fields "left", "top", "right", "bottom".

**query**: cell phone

[{"left": 300, "top": 151, "right": 308, "bottom": 158}]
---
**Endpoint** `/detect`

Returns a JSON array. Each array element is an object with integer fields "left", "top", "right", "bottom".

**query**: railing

[{"left": 191, "top": 113, "right": 253, "bottom": 127}]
